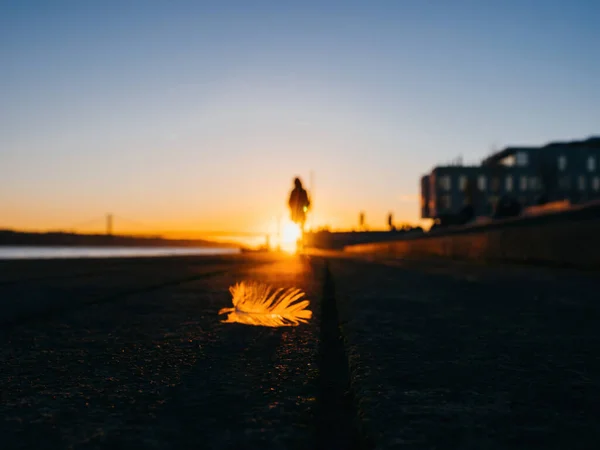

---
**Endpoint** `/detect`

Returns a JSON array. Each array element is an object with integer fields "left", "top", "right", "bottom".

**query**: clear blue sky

[{"left": 1, "top": 0, "right": 599, "bottom": 234}]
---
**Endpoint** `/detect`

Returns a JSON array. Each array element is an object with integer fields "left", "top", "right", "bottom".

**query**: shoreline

[
  {"left": 0, "top": 230, "right": 240, "bottom": 249},
  {"left": 0, "top": 245, "right": 243, "bottom": 261}
]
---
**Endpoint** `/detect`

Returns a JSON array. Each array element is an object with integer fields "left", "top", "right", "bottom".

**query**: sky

[{"left": 1, "top": 0, "right": 599, "bottom": 237}]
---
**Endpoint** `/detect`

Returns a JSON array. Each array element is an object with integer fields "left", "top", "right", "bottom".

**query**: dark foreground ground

[{"left": 1, "top": 253, "right": 599, "bottom": 449}]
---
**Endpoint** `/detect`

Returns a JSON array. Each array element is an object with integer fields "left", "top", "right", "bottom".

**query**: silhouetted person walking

[{"left": 288, "top": 177, "right": 310, "bottom": 232}]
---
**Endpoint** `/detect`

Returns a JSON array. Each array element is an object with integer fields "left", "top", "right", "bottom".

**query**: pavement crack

[{"left": 316, "top": 261, "right": 372, "bottom": 450}]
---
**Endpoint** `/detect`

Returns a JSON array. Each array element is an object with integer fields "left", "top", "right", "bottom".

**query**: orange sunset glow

[
  {"left": 6, "top": 0, "right": 592, "bottom": 247},
  {"left": 1, "top": 183, "right": 425, "bottom": 244}
]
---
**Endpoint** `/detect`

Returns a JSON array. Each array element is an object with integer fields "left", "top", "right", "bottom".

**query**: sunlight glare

[{"left": 280, "top": 219, "right": 302, "bottom": 253}]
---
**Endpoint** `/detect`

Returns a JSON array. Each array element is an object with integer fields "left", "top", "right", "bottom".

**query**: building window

[
  {"left": 477, "top": 175, "right": 487, "bottom": 191},
  {"left": 593, "top": 177, "right": 600, "bottom": 192},
  {"left": 458, "top": 175, "right": 467, "bottom": 191},
  {"left": 438, "top": 175, "right": 451, "bottom": 191},
  {"left": 505, "top": 176, "right": 513, "bottom": 192},
  {"left": 489, "top": 196, "right": 499, "bottom": 212},
  {"left": 520, "top": 176, "right": 528, "bottom": 191},
  {"left": 491, "top": 177, "right": 500, "bottom": 192},
  {"left": 529, "top": 176, "right": 540, "bottom": 191},
  {"left": 440, "top": 195, "right": 452, "bottom": 210},
  {"left": 499, "top": 155, "right": 516, "bottom": 167},
  {"left": 588, "top": 156, "right": 596, "bottom": 172},
  {"left": 558, "top": 155, "right": 567, "bottom": 171},
  {"left": 516, "top": 152, "right": 528, "bottom": 167},
  {"left": 578, "top": 175, "right": 586, "bottom": 191}
]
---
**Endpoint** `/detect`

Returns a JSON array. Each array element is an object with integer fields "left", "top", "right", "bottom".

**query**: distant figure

[
  {"left": 387, "top": 213, "right": 395, "bottom": 231},
  {"left": 289, "top": 177, "right": 310, "bottom": 231}
]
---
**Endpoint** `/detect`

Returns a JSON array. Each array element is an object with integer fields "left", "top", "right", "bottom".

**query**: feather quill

[{"left": 218, "top": 281, "right": 312, "bottom": 327}]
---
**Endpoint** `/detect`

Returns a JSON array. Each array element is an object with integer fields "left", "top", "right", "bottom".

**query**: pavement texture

[
  {"left": 1, "top": 254, "right": 323, "bottom": 450},
  {"left": 329, "top": 256, "right": 600, "bottom": 450},
  {"left": 2, "top": 253, "right": 600, "bottom": 449}
]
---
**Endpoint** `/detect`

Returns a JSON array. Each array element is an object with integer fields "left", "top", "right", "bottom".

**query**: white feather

[{"left": 218, "top": 281, "right": 312, "bottom": 327}]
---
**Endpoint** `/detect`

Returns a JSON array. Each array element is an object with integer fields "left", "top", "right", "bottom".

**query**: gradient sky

[{"left": 1, "top": 0, "right": 599, "bottom": 236}]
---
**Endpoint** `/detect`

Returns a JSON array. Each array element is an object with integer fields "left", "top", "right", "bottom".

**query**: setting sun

[{"left": 278, "top": 219, "right": 302, "bottom": 253}]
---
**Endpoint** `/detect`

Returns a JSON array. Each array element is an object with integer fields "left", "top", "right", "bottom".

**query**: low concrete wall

[
  {"left": 304, "top": 230, "right": 424, "bottom": 250},
  {"left": 345, "top": 218, "right": 600, "bottom": 270}
]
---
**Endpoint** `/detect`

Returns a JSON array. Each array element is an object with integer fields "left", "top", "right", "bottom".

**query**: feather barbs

[{"left": 218, "top": 281, "right": 312, "bottom": 327}]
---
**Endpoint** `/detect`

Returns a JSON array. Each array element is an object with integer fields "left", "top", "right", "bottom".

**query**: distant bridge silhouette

[{"left": 62, "top": 215, "right": 268, "bottom": 238}]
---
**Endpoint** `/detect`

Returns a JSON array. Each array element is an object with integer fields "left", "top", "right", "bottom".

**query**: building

[{"left": 420, "top": 136, "right": 600, "bottom": 223}]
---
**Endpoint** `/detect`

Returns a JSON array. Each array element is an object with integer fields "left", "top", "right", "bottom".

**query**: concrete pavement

[
  {"left": 1, "top": 254, "right": 323, "bottom": 449},
  {"left": 329, "top": 256, "right": 600, "bottom": 449},
  {"left": 1, "top": 253, "right": 600, "bottom": 449}
]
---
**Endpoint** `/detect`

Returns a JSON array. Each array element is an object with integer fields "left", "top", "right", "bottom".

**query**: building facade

[{"left": 420, "top": 137, "right": 600, "bottom": 221}]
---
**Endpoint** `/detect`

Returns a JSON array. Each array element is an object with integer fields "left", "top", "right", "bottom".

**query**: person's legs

[{"left": 296, "top": 217, "right": 306, "bottom": 253}]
